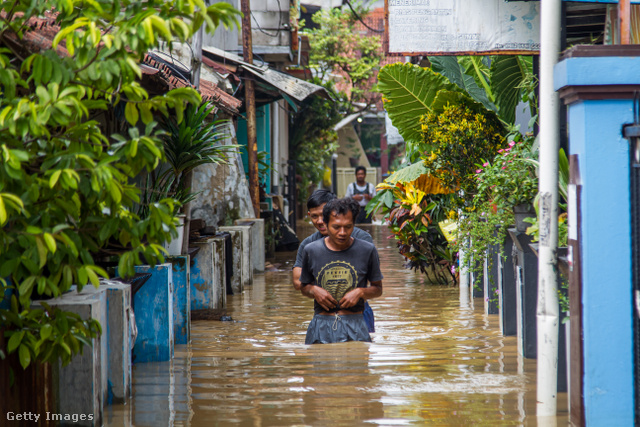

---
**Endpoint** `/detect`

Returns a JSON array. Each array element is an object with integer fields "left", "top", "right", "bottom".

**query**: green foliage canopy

[{"left": 0, "top": 0, "right": 240, "bottom": 369}]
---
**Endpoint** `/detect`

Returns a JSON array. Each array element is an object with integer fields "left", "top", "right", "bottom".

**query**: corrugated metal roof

[{"left": 202, "top": 46, "right": 329, "bottom": 102}]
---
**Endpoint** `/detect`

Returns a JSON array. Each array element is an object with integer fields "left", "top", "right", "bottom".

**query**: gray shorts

[{"left": 305, "top": 313, "right": 372, "bottom": 345}]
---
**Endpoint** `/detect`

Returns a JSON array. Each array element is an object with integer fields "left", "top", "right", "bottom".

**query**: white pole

[
  {"left": 537, "top": 0, "right": 561, "bottom": 418},
  {"left": 459, "top": 243, "right": 470, "bottom": 306}
]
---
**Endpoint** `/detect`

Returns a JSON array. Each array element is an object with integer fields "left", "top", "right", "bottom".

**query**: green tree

[
  {"left": 0, "top": 0, "right": 240, "bottom": 369},
  {"left": 303, "top": 3, "right": 383, "bottom": 109}
]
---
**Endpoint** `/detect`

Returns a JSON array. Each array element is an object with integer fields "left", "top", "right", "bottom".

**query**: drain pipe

[{"left": 537, "top": 0, "right": 562, "bottom": 419}]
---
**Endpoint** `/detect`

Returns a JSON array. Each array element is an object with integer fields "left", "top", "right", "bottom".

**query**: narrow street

[{"left": 106, "top": 224, "right": 568, "bottom": 426}]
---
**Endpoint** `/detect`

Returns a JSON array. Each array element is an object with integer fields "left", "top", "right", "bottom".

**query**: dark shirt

[
  {"left": 293, "top": 227, "right": 373, "bottom": 268},
  {"left": 300, "top": 238, "right": 383, "bottom": 315}
]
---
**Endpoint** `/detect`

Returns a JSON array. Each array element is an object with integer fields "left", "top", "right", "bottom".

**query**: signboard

[{"left": 385, "top": 0, "right": 540, "bottom": 55}]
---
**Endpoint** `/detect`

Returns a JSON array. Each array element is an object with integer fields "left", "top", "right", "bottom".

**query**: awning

[{"left": 202, "top": 46, "right": 330, "bottom": 106}]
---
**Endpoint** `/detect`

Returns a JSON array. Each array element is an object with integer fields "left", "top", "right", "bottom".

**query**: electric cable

[{"left": 343, "top": 0, "right": 383, "bottom": 33}]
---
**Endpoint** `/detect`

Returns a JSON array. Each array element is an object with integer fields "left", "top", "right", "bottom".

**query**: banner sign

[{"left": 385, "top": 0, "right": 540, "bottom": 55}]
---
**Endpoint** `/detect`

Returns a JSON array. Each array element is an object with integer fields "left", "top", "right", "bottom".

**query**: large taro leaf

[
  {"left": 490, "top": 55, "right": 533, "bottom": 124},
  {"left": 429, "top": 56, "right": 496, "bottom": 113},
  {"left": 385, "top": 161, "right": 454, "bottom": 194},
  {"left": 386, "top": 161, "right": 429, "bottom": 184},
  {"left": 377, "top": 62, "right": 459, "bottom": 146}
]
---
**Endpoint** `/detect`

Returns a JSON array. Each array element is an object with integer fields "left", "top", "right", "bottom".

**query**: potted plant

[
  {"left": 155, "top": 102, "right": 238, "bottom": 254},
  {"left": 475, "top": 132, "right": 539, "bottom": 231}
]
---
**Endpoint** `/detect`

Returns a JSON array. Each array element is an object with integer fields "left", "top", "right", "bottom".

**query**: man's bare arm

[
  {"left": 292, "top": 267, "right": 303, "bottom": 291},
  {"left": 339, "top": 280, "right": 383, "bottom": 308}
]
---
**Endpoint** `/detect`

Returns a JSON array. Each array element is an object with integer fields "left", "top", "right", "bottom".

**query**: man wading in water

[
  {"left": 298, "top": 198, "right": 383, "bottom": 344},
  {"left": 292, "top": 189, "right": 376, "bottom": 332}
]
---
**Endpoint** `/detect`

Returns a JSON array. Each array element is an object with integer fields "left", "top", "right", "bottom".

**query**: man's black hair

[
  {"left": 355, "top": 165, "right": 366, "bottom": 175},
  {"left": 322, "top": 197, "right": 360, "bottom": 225},
  {"left": 307, "top": 189, "right": 337, "bottom": 210}
]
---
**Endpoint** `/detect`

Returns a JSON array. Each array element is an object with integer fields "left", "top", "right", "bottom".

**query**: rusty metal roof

[{"left": 202, "top": 46, "right": 329, "bottom": 103}]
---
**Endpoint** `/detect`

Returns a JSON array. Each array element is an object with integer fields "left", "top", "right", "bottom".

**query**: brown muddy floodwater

[{"left": 106, "top": 224, "right": 568, "bottom": 426}]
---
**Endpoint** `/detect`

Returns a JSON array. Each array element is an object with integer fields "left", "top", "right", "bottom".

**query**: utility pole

[
  {"left": 241, "top": 0, "right": 260, "bottom": 217},
  {"left": 537, "top": 0, "right": 561, "bottom": 419}
]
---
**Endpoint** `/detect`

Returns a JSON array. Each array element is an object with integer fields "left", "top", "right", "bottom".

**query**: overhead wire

[{"left": 343, "top": 0, "right": 384, "bottom": 33}]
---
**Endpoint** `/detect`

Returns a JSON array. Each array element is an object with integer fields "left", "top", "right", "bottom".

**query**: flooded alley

[{"left": 106, "top": 225, "right": 568, "bottom": 426}]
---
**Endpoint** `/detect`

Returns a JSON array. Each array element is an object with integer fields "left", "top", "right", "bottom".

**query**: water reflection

[{"left": 105, "top": 224, "right": 568, "bottom": 426}]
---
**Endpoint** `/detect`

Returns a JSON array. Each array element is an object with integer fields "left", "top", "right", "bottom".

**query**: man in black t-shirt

[
  {"left": 292, "top": 189, "right": 376, "bottom": 332},
  {"left": 299, "top": 198, "right": 383, "bottom": 344}
]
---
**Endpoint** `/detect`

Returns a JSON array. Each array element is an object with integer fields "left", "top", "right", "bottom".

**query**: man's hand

[
  {"left": 340, "top": 281, "right": 383, "bottom": 308},
  {"left": 339, "top": 288, "right": 363, "bottom": 308},
  {"left": 301, "top": 285, "right": 338, "bottom": 311},
  {"left": 352, "top": 194, "right": 364, "bottom": 202}
]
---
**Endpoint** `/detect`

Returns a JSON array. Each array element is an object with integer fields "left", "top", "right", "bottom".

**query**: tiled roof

[
  {"left": 141, "top": 55, "right": 241, "bottom": 115},
  {"left": 0, "top": 10, "right": 68, "bottom": 56}
]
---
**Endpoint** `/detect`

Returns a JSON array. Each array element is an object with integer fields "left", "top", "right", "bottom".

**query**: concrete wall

[
  {"left": 191, "top": 122, "right": 256, "bottom": 228},
  {"left": 191, "top": 237, "right": 226, "bottom": 309},
  {"left": 218, "top": 226, "right": 254, "bottom": 294},
  {"left": 203, "top": 0, "right": 239, "bottom": 52},
  {"left": 234, "top": 218, "right": 265, "bottom": 272},
  {"left": 39, "top": 291, "right": 108, "bottom": 426}
]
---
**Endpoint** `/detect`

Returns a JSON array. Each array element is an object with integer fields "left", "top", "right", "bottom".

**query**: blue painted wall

[
  {"left": 556, "top": 56, "right": 636, "bottom": 425},
  {"left": 190, "top": 239, "right": 215, "bottom": 310},
  {"left": 236, "top": 104, "right": 272, "bottom": 193},
  {"left": 133, "top": 264, "right": 174, "bottom": 363},
  {"left": 169, "top": 256, "right": 190, "bottom": 345}
]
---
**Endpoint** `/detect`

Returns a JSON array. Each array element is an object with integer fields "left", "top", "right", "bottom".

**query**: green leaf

[
  {"left": 40, "top": 324, "right": 53, "bottom": 340},
  {"left": 77, "top": 266, "right": 88, "bottom": 286},
  {"left": 490, "top": 56, "right": 532, "bottom": 125},
  {"left": 377, "top": 63, "right": 459, "bottom": 145},
  {"left": 35, "top": 236, "right": 48, "bottom": 268},
  {"left": 0, "top": 196, "right": 6, "bottom": 225},
  {"left": 43, "top": 233, "right": 56, "bottom": 253},
  {"left": 18, "top": 277, "right": 36, "bottom": 298},
  {"left": 125, "top": 102, "right": 139, "bottom": 126},
  {"left": 86, "top": 267, "right": 100, "bottom": 288},
  {"left": 18, "top": 344, "right": 31, "bottom": 369},
  {"left": 7, "top": 330, "right": 25, "bottom": 353},
  {"left": 429, "top": 56, "right": 496, "bottom": 113},
  {"left": 49, "top": 170, "right": 62, "bottom": 188},
  {"left": 386, "top": 161, "right": 429, "bottom": 184}
]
